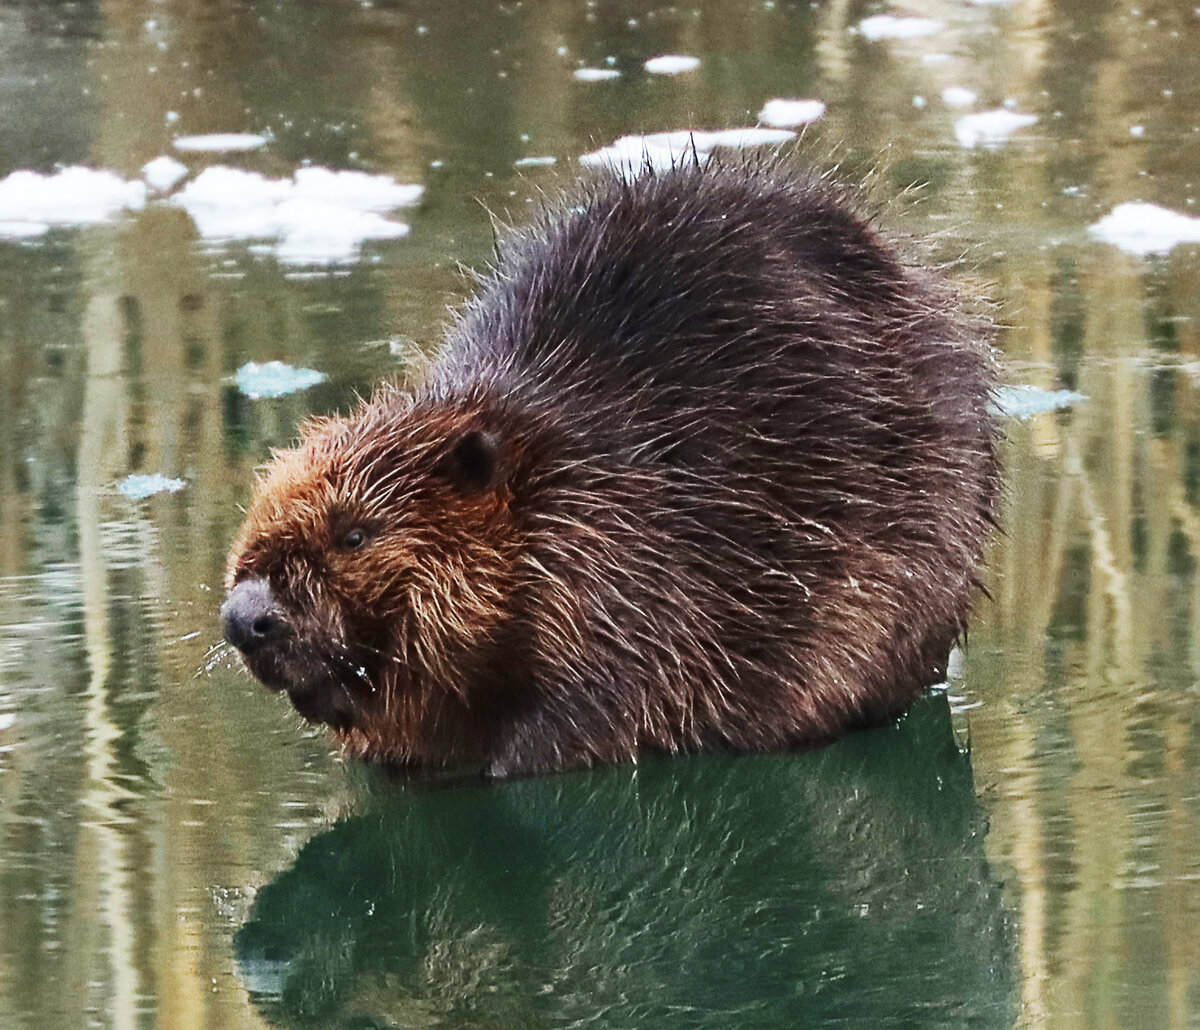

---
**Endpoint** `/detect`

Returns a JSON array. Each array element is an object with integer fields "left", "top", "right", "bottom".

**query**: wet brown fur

[{"left": 225, "top": 158, "right": 1000, "bottom": 777}]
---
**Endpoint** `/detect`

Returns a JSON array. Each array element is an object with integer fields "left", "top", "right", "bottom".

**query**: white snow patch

[
  {"left": 644, "top": 54, "right": 700, "bottom": 74},
  {"left": 857, "top": 15, "right": 944, "bottom": 41},
  {"left": 514, "top": 156, "right": 558, "bottom": 167},
  {"left": 142, "top": 155, "right": 189, "bottom": 192},
  {"left": 171, "top": 166, "right": 421, "bottom": 265},
  {"left": 173, "top": 133, "right": 268, "bottom": 153},
  {"left": 758, "top": 98, "right": 826, "bottom": 127},
  {"left": 1088, "top": 202, "right": 1200, "bottom": 256},
  {"left": 0, "top": 167, "right": 146, "bottom": 238},
  {"left": 581, "top": 128, "right": 795, "bottom": 176},
  {"left": 941, "top": 87, "right": 977, "bottom": 108},
  {"left": 954, "top": 109, "right": 1037, "bottom": 148},
  {"left": 573, "top": 67, "right": 622, "bottom": 82}
]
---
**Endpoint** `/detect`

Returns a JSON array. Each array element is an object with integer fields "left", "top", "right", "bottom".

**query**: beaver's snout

[{"left": 222, "top": 578, "right": 283, "bottom": 656}]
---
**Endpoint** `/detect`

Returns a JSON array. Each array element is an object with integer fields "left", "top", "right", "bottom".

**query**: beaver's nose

[{"left": 221, "top": 578, "right": 282, "bottom": 655}]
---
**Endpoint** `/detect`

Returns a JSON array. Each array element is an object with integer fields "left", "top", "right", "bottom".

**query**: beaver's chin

[
  {"left": 239, "top": 650, "right": 367, "bottom": 733},
  {"left": 285, "top": 682, "right": 358, "bottom": 732}
]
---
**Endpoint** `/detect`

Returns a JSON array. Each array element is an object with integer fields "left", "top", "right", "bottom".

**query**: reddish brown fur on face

[{"left": 223, "top": 159, "right": 1000, "bottom": 777}]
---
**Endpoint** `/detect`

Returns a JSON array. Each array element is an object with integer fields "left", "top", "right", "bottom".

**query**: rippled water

[{"left": 2, "top": 0, "right": 1200, "bottom": 1027}]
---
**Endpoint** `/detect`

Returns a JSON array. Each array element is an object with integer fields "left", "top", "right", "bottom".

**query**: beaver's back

[{"left": 423, "top": 160, "right": 999, "bottom": 772}]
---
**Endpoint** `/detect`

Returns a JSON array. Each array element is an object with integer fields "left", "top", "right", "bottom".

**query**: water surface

[{"left": 2, "top": 0, "right": 1200, "bottom": 1026}]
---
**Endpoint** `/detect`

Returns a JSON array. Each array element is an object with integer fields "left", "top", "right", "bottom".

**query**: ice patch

[
  {"left": 954, "top": 109, "right": 1037, "bottom": 148},
  {"left": 941, "top": 87, "right": 977, "bottom": 108},
  {"left": 644, "top": 54, "right": 700, "bottom": 74},
  {"left": 857, "top": 15, "right": 944, "bottom": 41},
  {"left": 514, "top": 156, "right": 558, "bottom": 167},
  {"left": 118, "top": 473, "right": 187, "bottom": 499},
  {"left": 758, "top": 98, "right": 826, "bottom": 128},
  {"left": 573, "top": 68, "right": 622, "bottom": 82},
  {"left": 142, "top": 155, "right": 189, "bottom": 192},
  {"left": 233, "top": 360, "right": 327, "bottom": 399},
  {"left": 992, "top": 385, "right": 1087, "bottom": 419},
  {"left": 0, "top": 167, "right": 146, "bottom": 238},
  {"left": 171, "top": 167, "right": 421, "bottom": 265},
  {"left": 173, "top": 133, "right": 269, "bottom": 153},
  {"left": 581, "top": 128, "right": 796, "bottom": 175},
  {"left": 0, "top": 713, "right": 13, "bottom": 732},
  {"left": 290, "top": 167, "right": 424, "bottom": 209},
  {"left": 1088, "top": 202, "right": 1200, "bottom": 256}
]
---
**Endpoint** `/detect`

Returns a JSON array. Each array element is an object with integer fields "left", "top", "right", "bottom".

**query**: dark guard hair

[{"left": 223, "top": 156, "right": 1000, "bottom": 777}]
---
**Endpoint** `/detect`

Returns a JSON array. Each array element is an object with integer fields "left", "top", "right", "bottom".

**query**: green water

[{"left": 2, "top": 0, "right": 1199, "bottom": 1026}]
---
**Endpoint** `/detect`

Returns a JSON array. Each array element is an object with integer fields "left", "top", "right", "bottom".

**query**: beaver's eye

[{"left": 341, "top": 527, "right": 367, "bottom": 551}]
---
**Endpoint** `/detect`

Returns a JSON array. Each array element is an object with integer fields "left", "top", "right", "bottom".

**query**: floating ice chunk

[
  {"left": 0, "top": 220, "right": 51, "bottom": 238},
  {"left": 857, "top": 15, "right": 944, "bottom": 40},
  {"left": 514, "top": 156, "right": 558, "bottom": 167},
  {"left": 581, "top": 128, "right": 796, "bottom": 174},
  {"left": 0, "top": 712, "right": 14, "bottom": 732},
  {"left": 171, "top": 168, "right": 293, "bottom": 238},
  {"left": 992, "top": 385, "right": 1086, "bottom": 419},
  {"left": 941, "top": 87, "right": 977, "bottom": 108},
  {"left": 758, "top": 98, "right": 826, "bottom": 127},
  {"left": 142, "top": 155, "right": 189, "bottom": 192},
  {"left": 290, "top": 167, "right": 424, "bottom": 209},
  {"left": 574, "top": 67, "right": 622, "bottom": 82},
  {"left": 170, "top": 166, "right": 419, "bottom": 264},
  {"left": 0, "top": 167, "right": 146, "bottom": 237},
  {"left": 644, "top": 54, "right": 700, "bottom": 74},
  {"left": 1088, "top": 202, "right": 1200, "bottom": 256},
  {"left": 954, "top": 109, "right": 1037, "bottom": 148},
  {"left": 173, "top": 133, "right": 269, "bottom": 152},
  {"left": 233, "top": 361, "right": 327, "bottom": 399},
  {"left": 118, "top": 473, "right": 187, "bottom": 499},
  {"left": 272, "top": 198, "right": 409, "bottom": 266}
]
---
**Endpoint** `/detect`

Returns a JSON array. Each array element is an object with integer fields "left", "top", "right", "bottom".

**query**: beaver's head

[{"left": 222, "top": 390, "right": 529, "bottom": 734}]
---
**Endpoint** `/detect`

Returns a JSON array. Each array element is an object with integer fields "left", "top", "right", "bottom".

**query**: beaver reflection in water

[{"left": 221, "top": 159, "right": 999, "bottom": 778}]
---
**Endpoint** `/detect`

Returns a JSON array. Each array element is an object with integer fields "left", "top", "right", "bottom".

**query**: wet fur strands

[{"left": 222, "top": 159, "right": 1000, "bottom": 778}]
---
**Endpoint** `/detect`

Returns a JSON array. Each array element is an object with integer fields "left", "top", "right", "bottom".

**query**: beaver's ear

[{"left": 446, "top": 429, "right": 502, "bottom": 494}]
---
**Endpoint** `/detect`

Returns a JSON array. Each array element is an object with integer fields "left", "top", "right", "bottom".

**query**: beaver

[{"left": 221, "top": 157, "right": 999, "bottom": 778}]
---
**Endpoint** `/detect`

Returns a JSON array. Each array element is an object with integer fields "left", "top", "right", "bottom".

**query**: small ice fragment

[
  {"left": 941, "top": 87, "right": 977, "bottom": 108},
  {"left": 290, "top": 167, "right": 423, "bottom": 209},
  {"left": 991, "top": 385, "right": 1087, "bottom": 419},
  {"left": 1130, "top": 124, "right": 1145, "bottom": 137},
  {"left": 233, "top": 361, "right": 327, "bottom": 399},
  {"left": 118, "top": 473, "right": 187, "bottom": 499},
  {"left": 272, "top": 199, "right": 409, "bottom": 266},
  {"left": 142, "top": 155, "right": 188, "bottom": 192},
  {"left": 644, "top": 54, "right": 700, "bottom": 74},
  {"left": 0, "top": 220, "right": 51, "bottom": 238},
  {"left": 0, "top": 713, "right": 13, "bottom": 732},
  {"left": 913, "top": 95, "right": 927, "bottom": 109},
  {"left": 1088, "top": 202, "right": 1200, "bottom": 256},
  {"left": 574, "top": 67, "right": 622, "bottom": 82},
  {"left": 954, "top": 109, "right": 1037, "bottom": 148},
  {"left": 166, "top": 110, "right": 181, "bottom": 125},
  {"left": 515, "top": 156, "right": 558, "bottom": 167},
  {"left": 922, "top": 53, "right": 951, "bottom": 65},
  {"left": 758, "top": 98, "right": 825, "bottom": 127},
  {"left": 173, "top": 133, "right": 269, "bottom": 153},
  {"left": 581, "top": 128, "right": 794, "bottom": 175},
  {"left": 0, "top": 167, "right": 146, "bottom": 237},
  {"left": 857, "top": 15, "right": 944, "bottom": 41},
  {"left": 170, "top": 166, "right": 418, "bottom": 263}
]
